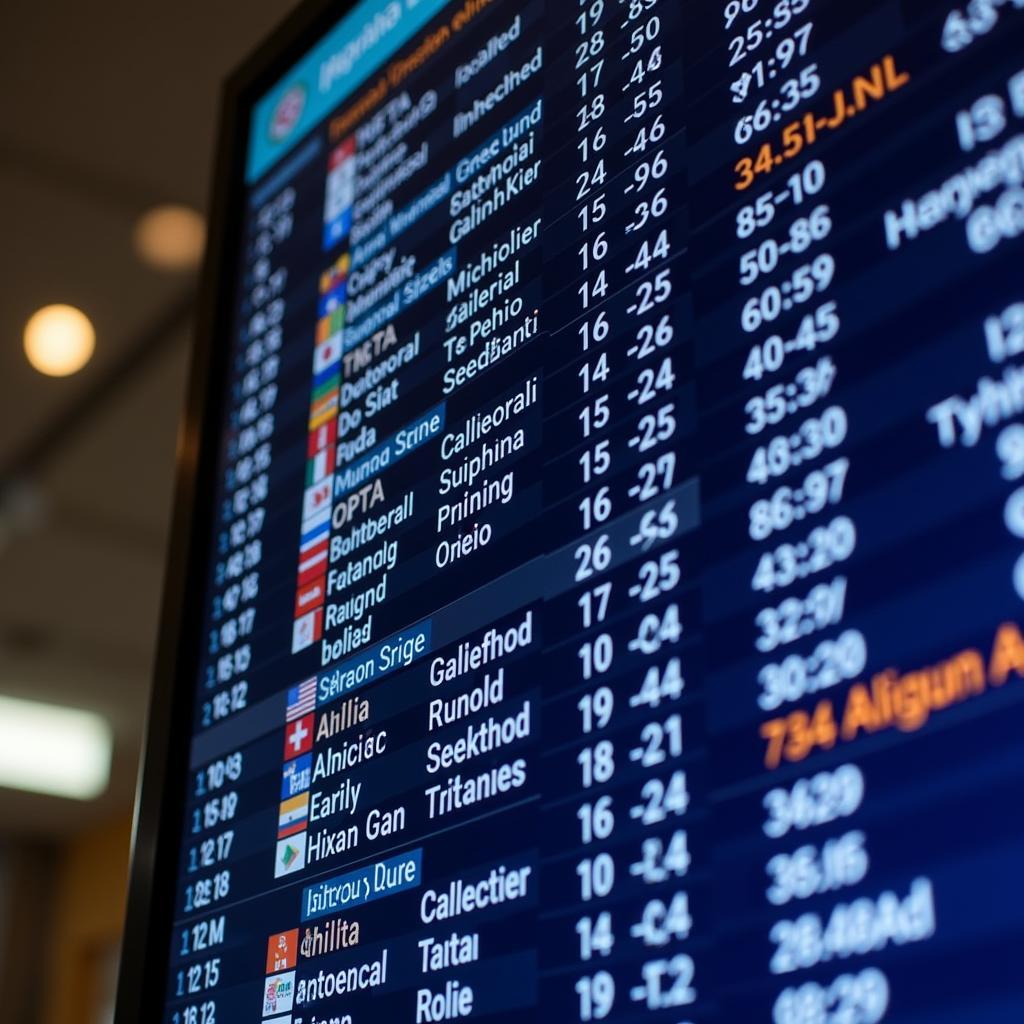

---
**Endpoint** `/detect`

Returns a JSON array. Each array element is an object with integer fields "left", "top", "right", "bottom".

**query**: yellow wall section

[{"left": 42, "top": 816, "right": 132, "bottom": 1024}]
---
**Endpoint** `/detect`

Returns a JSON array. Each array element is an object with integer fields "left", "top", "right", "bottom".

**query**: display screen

[{"left": 156, "top": 1, "right": 1024, "bottom": 1021}]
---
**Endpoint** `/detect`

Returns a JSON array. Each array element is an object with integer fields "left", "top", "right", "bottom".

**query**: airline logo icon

[
  {"left": 274, "top": 834, "right": 306, "bottom": 879},
  {"left": 319, "top": 252, "right": 350, "bottom": 295},
  {"left": 269, "top": 84, "right": 305, "bottom": 142},
  {"left": 313, "top": 333, "right": 342, "bottom": 377},
  {"left": 323, "top": 208, "right": 352, "bottom": 250},
  {"left": 297, "top": 531, "right": 329, "bottom": 586},
  {"left": 262, "top": 969, "right": 296, "bottom": 1015},
  {"left": 309, "top": 388, "right": 340, "bottom": 431},
  {"left": 306, "top": 446, "right": 335, "bottom": 486},
  {"left": 308, "top": 419, "right": 337, "bottom": 458},
  {"left": 315, "top": 308, "right": 346, "bottom": 344},
  {"left": 318, "top": 281, "right": 347, "bottom": 318},
  {"left": 323, "top": 137, "right": 356, "bottom": 250},
  {"left": 289, "top": 134, "right": 355, "bottom": 678},
  {"left": 284, "top": 713, "right": 314, "bottom": 760},
  {"left": 278, "top": 793, "right": 310, "bottom": 839},
  {"left": 266, "top": 929, "right": 299, "bottom": 974},
  {"left": 302, "top": 479, "right": 333, "bottom": 525},
  {"left": 301, "top": 502, "right": 330, "bottom": 535},
  {"left": 312, "top": 374, "right": 341, "bottom": 404},
  {"left": 281, "top": 753, "right": 312, "bottom": 799},
  {"left": 286, "top": 678, "right": 317, "bottom": 721},
  {"left": 291, "top": 607, "right": 323, "bottom": 654},
  {"left": 297, "top": 542, "right": 328, "bottom": 586},
  {"left": 300, "top": 517, "right": 330, "bottom": 554},
  {"left": 295, "top": 576, "right": 327, "bottom": 618}
]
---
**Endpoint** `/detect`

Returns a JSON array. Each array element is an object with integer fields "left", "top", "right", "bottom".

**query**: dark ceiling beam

[{"left": 0, "top": 141, "right": 185, "bottom": 215}]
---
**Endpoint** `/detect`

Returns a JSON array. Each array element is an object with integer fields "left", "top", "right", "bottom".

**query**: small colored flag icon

[
  {"left": 262, "top": 970, "right": 296, "bottom": 1015},
  {"left": 291, "top": 608, "right": 323, "bottom": 654},
  {"left": 299, "top": 516, "right": 329, "bottom": 552},
  {"left": 323, "top": 138, "right": 357, "bottom": 251},
  {"left": 274, "top": 834, "right": 306, "bottom": 879},
  {"left": 308, "top": 391, "right": 339, "bottom": 431},
  {"left": 277, "top": 793, "right": 310, "bottom": 839},
  {"left": 306, "top": 446, "right": 334, "bottom": 486},
  {"left": 284, "top": 714, "right": 314, "bottom": 760},
  {"left": 286, "top": 678, "right": 317, "bottom": 721},
  {"left": 308, "top": 418, "right": 337, "bottom": 458},
  {"left": 281, "top": 753, "right": 311, "bottom": 799},
  {"left": 297, "top": 543, "right": 328, "bottom": 589},
  {"left": 315, "top": 309, "right": 345, "bottom": 345},
  {"left": 302, "top": 479, "right": 333, "bottom": 525},
  {"left": 313, "top": 333, "right": 342, "bottom": 377},
  {"left": 266, "top": 929, "right": 299, "bottom": 973},
  {"left": 319, "top": 252, "right": 350, "bottom": 296},
  {"left": 318, "top": 283, "right": 347, "bottom": 318},
  {"left": 294, "top": 575, "right": 326, "bottom": 618}
]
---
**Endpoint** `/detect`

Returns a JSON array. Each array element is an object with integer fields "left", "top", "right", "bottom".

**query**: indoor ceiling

[{"left": 0, "top": 0, "right": 300, "bottom": 835}]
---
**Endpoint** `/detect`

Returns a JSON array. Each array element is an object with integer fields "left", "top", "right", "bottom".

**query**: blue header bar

[{"left": 246, "top": 0, "right": 452, "bottom": 184}]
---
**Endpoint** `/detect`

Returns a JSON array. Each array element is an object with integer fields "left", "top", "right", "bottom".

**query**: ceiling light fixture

[
  {"left": 133, "top": 203, "right": 206, "bottom": 271},
  {"left": 0, "top": 695, "right": 112, "bottom": 800},
  {"left": 23, "top": 304, "right": 96, "bottom": 377}
]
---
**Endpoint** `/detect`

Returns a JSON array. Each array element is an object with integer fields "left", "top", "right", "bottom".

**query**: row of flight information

[{"left": 154, "top": 0, "right": 1024, "bottom": 1022}]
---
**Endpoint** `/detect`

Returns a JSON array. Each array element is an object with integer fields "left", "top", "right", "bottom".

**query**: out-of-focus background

[{"left": 0, "top": 2, "right": 298, "bottom": 1021}]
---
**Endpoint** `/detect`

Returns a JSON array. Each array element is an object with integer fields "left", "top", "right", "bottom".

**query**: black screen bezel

[{"left": 112, "top": 1, "right": 372, "bottom": 1018}]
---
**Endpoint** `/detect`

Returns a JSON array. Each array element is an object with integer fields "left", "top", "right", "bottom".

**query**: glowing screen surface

[{"left": 158, "top": 2, "right": 1024, "bottom": 1022}]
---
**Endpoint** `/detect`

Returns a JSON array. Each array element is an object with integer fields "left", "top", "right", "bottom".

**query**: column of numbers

[
  {"left": 198, "top": 189, "right": 292, "bottom": 730},
  {"left": 563, "top": 2, "right": 700, "bottom": 1021}
]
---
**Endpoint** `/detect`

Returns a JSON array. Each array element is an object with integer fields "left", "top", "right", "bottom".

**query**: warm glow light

[
  {"left": 134, "top": 203, "right": 206, "bottom": 271},
  {"left": 0, "top": 695, "right": 112, "bottom": 799},
  {"left": 23, "top": 304, "right": 96, "bottom": 377}
]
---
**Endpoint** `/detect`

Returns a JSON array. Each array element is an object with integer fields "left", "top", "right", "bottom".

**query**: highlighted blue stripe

[
  {"left": 301, "top": 848, "right": 423, "bottom": 921},
  {"left": 343, "top": 248, "right": 455, "bottom": 351},
  {"left": 333, "top": 403, "right": 444, "bottom": 498},
  {"left": 316, "top": 618, "right": 431, "bottom": 708},
  {"left": 351, "top": 172, "right": 452, "bottom": 267}
]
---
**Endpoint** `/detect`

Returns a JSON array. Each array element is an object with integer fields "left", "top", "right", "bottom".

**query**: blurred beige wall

[
  {"left": 0, "top": 841, "right": 56, "bottom": 1024},
  {"left": 41, "top": 816, "right": 132, "bottom": 1024}
]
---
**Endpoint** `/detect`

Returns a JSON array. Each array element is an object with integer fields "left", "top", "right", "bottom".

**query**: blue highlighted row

[
  {"left": 301, "top": 847, "right": 423, "bottom": 921},
  {"left": 333, "top": 402, "right": 445, "bottom": 499},
  {"left": 316, "top": 619, "right": 432, "bottom": 708}
]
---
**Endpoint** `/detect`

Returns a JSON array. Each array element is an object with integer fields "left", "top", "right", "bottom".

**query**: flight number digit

[
  {"left": 179, "top": 916, "right": 226, "bottom": 957},
  {"left": 176, "top": 957, "right": 221, "bottom": 997},
  {"left": 762, "top": 764, "right": 865, "bottom": 839},
  {"left": 772, "top": 967, "right": 889, "bottom": 1024},
  {"left": 736, "top": 161, "right": 826, "bottom": 239}
]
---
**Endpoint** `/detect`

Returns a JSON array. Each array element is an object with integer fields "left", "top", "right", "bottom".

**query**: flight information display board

[{"left": 122, "top": 0, "right": 1024, "bottom": 1022}]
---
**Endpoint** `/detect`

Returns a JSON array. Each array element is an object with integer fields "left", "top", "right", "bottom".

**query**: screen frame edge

[{"left": 113, "top": 1, "right": 364, "bottom": 1019}]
